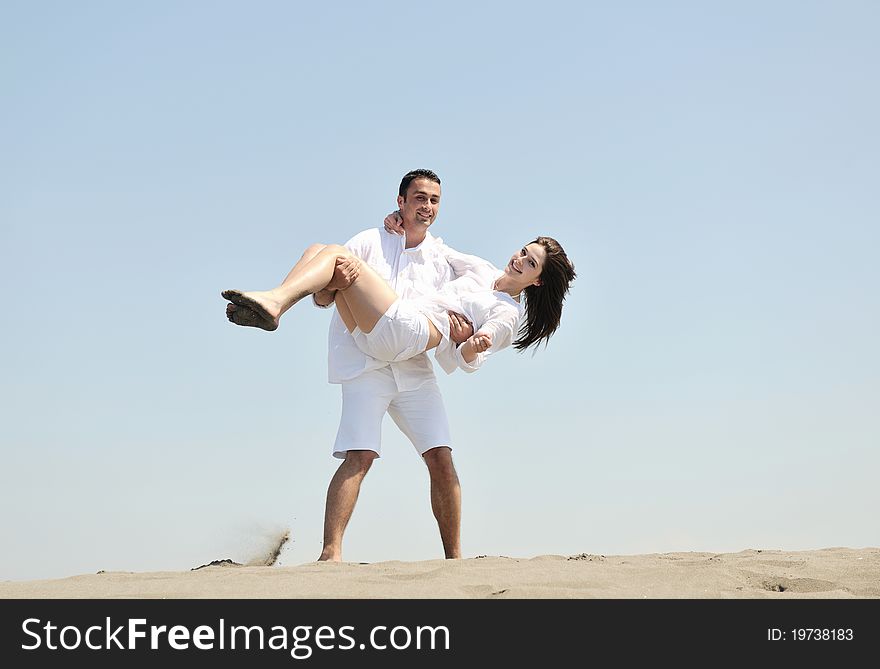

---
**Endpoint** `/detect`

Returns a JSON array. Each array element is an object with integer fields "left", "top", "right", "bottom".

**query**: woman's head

[{"left": 511, "top": 236, "right": 576, "bottom": 352}]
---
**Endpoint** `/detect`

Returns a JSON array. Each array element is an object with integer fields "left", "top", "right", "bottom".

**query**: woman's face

[{"left": 504, "top": 242, "right": 546, "bottom": 287}]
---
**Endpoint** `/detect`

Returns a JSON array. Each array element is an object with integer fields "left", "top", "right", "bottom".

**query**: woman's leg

[
  {"left": 333, "top": 264, "right": 399, "bottom": 334},
  {"left": 334, "top": 271, "right": 441, "bottom": 349},
  {"left": 278, "top": 243, "right": 326, "bottom": 284},
  {"left": 224, "top": 244, "right": 402, "bottom": 334},
  {"left": 224, "top": 243, "right": 329, "bottom": 330},
  {"left": 332, "top": 291, "right": 358, "bottom": 332},
  {"left": 225, "top": 242, "right": 443, "bottom": 349},
  {"left": 223, "top": 243, "right": 352, "bottom": 328},
  {"left": 337, "top": 271, "right": 443, "bottom": 355}
]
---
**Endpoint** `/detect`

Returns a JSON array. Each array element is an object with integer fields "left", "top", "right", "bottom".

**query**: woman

[{"left": 222, "top": 236, "right": 575, "bottom": 373}]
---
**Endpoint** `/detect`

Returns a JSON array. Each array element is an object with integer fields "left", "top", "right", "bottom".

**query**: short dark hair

[
  {"left": 399, "top": 169, "right": 441, "bottom": 198},
  {"left": 514, "top": 236, "right": 576, "bottom": 352}
]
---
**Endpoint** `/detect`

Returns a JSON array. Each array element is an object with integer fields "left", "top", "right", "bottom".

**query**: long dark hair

[{"left": 514, "top": 236, "right": 576, "bottom": 352}]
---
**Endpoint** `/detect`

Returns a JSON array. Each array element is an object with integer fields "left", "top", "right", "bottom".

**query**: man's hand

[
  {"left": 383, "top": 210, "right": 404, "bottom": 235},
  {"left": 314, "top": 256, "right": 360, "bottom": 306},
  {"left": 326, "top": 256, "right": 361, "bottom": 291},
  {"left": 448, "top": 311, "right": 474, "bottom": 345}
]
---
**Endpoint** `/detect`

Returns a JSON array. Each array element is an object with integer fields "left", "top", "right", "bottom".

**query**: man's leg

[
  {"left": 422, "top": 447, "right": 462, "bottom": 559},
  {"left": 321, "top": 371, "right": 390, "bottom": 562},
  {"left": 389, "top": 382, "right": 460, "bottom": 559},
  {"left": 318, "top": 450, "right": 378, "bottom": 562}
]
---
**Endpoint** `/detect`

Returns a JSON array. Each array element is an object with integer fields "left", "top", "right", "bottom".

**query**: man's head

[{"left": 397, "top": 169, "right": 442, "bottom": 239}]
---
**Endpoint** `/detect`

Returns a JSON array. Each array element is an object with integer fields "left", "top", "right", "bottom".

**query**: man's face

[{"left": 397, "top": 178, "right": 441, "bottom": 231}]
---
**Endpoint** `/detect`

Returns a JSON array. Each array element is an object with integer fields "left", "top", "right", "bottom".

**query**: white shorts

[
  {"left": 333, "top": 366, "right": 451, "bottom": 459},
  {"left": 352, "top": 299, "right": 430, "bottom": 363}
]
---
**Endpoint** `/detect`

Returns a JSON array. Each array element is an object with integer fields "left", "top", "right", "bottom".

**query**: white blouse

[{"left": 411, "top": 250, "right": 524, "bottom": 374}]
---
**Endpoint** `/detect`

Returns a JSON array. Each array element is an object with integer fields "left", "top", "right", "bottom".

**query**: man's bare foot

[
  {"left": 317, "top": 548, "right": 342, "bottom": 562},
  {"left": 226, "top": 303, "right": 278, "bottom": 331},
  {"left": 221, "top": 289, "right": 281, "bottom": 331}
]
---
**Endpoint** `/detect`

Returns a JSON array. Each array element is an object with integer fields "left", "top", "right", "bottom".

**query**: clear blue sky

[{"left": 2, "top": 1, "right": 878, "bottom": 581}]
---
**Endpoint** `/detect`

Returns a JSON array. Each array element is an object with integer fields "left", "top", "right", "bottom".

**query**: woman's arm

[
  {"left": 459, "top": 332, "right": 492, "bottom": 364},
  {"left": 450, "top": 301, "right": 520, "bottom": 372}
]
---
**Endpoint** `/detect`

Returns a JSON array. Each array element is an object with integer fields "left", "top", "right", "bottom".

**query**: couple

[{"left": 222, "top": 169, "right": 575, "bottom": 561}]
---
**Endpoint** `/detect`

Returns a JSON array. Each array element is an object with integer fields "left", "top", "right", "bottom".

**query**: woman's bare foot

[
  {"left": 225, "top": 303, "right": 278, "bottom": 331},
  {"left": 221, "top": 289, "right": 282, "bottom": 331}
]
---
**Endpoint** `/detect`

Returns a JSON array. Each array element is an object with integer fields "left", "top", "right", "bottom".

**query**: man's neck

[{"left": 404, "top": 228, "right": 428, "bottom": 249}]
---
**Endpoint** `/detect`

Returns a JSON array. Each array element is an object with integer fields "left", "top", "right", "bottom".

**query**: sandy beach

[{"left": 2, "top": 547, "right": 877, "bottom": 599}]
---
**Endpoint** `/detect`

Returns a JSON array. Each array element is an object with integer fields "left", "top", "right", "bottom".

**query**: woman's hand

[
  {"left": 383, "top": 210, "right": 404, "bottom": 235},
  {"left": 469, "top": 331, "right": 492, "bottom": 353},
  {"left": 460, "top": 330, "right": 492, "bottom": 363}
]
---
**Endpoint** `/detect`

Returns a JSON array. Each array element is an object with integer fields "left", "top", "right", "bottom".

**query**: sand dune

[{"left": 2, "top": 547, "right": 878, "bottom": 599}]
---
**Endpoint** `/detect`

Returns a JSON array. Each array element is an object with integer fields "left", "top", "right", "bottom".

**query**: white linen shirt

[
  {"left": 411, "top": 251, "right": 524, "bottom": 374},
  {"left": 317, "top": 228, "right": 458, "bottom": 391}
]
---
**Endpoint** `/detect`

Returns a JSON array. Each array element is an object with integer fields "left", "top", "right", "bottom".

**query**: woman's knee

[
  {"left": 301, "top": 243, "right": 327, "bottom": 259},
  {"left": 322, "top": 243, "right": 351, "bottom": 258},
  {"left": 302, "top": 243, "right": 352, "bottom": 264}
]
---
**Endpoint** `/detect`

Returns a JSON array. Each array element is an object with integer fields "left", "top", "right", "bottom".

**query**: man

[{"left": 312, "top": 169, "right": 472, "bottom": 562}]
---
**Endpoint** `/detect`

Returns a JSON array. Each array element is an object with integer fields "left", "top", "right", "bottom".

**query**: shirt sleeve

[
  {"left": 433, "top": 341, "right": 460, "bottom": 375},
  {"left": 449, "top": 300, "right": 521, "bottom": 373},
  {"left": 452, "top": 343, "right": 483, "bottom": 373},
  {"left": 431, "top": 331, "right": 490, "bottom": 374},
  {"left": 312, "top": 295, "right": 335, "bottom": 309},
  {"left": 435, "top": 241, "right": 497, "bottom": 283}
]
